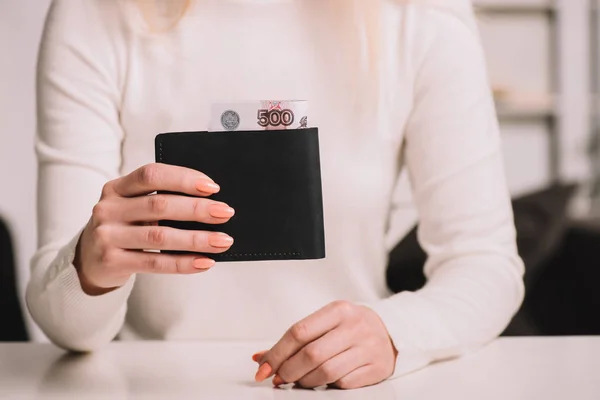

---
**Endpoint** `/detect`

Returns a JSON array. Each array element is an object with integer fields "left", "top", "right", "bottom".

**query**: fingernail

[
  {"left": 208, "top": 203, "right": 235, "bottom": 219},
  {"left": 208, "top": 233, "right": 234, "bottom": 248},
  {"left": 252, "top": 351, "right": 267, "bottom": 363},
  {"left": 272, "top": 375, "right": 285, "bottom": 387},
  {"left": 193, "top": 258, "right": 215, "bottom": 270},
  {"left": 196, "top": 179, "right": 220, "bottom": 193},
  {"left": 254, "top": 362, "right": 273, "bottom": 382}
]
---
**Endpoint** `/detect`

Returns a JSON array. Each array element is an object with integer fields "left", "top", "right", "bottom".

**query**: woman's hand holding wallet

[
  {"left": 73, "top": 163, "right": 234, "bottom": 296},
  {"left": 155, "top": 127, "right": 326, "bottom": 262}
]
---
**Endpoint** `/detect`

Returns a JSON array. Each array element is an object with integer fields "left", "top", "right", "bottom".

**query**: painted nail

[
  {"left": 254, "top": 362, "right": 273, "bottom": 382},
  {"left": 272, "top": 375, "right": 285, "bottom": 387},
  {"left": 193, "top": 258, "right": 215, "bottom": 270},
  {"left": 208, "top": 233, "right": 234, "bottom": 248},
  {"left": 196, "top": 179, "right": 220, "bottom": 193},
  {"left": 208, "top": 203, "right": 235, "bottom": 219},
  {"left": 252, "top": 351, "right": 267, "bottom": 363}
]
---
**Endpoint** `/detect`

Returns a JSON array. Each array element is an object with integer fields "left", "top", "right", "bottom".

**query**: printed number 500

[{"left": 257, "top": 109, "right": 295, "bottom": 127}]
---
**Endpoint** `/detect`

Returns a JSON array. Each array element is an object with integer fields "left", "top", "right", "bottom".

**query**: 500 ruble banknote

[{"left": 209, "top": 101, "right": 309, "bottom": 132}]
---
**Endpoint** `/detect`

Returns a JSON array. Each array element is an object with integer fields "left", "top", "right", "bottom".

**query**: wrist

[{"left": 73, "top": 233, "right": 118, "bottom": 297}]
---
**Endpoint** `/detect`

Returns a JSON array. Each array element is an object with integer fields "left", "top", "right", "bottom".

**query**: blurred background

[{"left": 2, "top": 0, "right": 600, "bottom": 342}]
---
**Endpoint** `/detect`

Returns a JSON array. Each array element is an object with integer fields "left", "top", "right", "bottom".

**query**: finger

[
  {"left": 110, "top": 164, "right": 220, "bottom": 198},
  {"left": 259, "top": 301, "right": 350, "bottom": 379},
  {"left": 255, "top": 362, "right": 273, "bottom": 382},
  {"left": 272, "top": 375, "right": 285, "bottom": 387},
  {"left": 276, "top": 327, "right": 353, "bottom": 384},
  {"left": 118, "top": 195, "right": 235, "bottom": 224},
  {"left": 332, "top": 365, "right": 382, "bottom": 390},
  {"left": 115, "top": 250, "right": 216, "bottom": 275},
  {"left": 295, "top": 347, "right": 366, "bottom": 389},
  {"left": 252, "top": 350, "right": 268, "bottom": 363},
  {"left": 103, "top": 225, "right": 234, "bottom": 253}
]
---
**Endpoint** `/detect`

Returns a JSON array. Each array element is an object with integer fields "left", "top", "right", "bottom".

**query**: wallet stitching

[{"left": 221, "top": 253, "right": 302, "bottom": 257}]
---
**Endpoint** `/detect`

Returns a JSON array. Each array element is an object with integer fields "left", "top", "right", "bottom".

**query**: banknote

[{"left": 209, "top": 101, "right": 309, "bottom": 132}]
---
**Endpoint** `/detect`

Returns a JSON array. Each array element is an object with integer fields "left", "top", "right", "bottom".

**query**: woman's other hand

[
  {"left": 74, "top": 163, "right": 235, "bottom": 295},
  {"left": 253, "top": 301, "right": 398, "bottom": 389}
]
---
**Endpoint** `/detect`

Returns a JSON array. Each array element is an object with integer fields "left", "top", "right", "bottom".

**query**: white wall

[
  {"left": 0, "top": 0, "right": 51, "bottom": 341},
  {"left": 0, "top": 0, "right": 593, "bottom": 341}
]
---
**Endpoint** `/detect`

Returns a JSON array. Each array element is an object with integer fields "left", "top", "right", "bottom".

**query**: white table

[{"left": 1, "top": 337, "right": 599, "bottom": 399}]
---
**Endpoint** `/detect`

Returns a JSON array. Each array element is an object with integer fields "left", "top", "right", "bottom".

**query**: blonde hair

[
  {"left": 134, "top": 0, "right": 192, "bottom": 33},
  {"left": 134, "top": 0, "right": 476, "bottom": 121},
  {"left": 135, "top": 0, "right": 476, "bottom": 38},
  {"left": 135, "top": 0, "right": 476, "bottom": 82}
]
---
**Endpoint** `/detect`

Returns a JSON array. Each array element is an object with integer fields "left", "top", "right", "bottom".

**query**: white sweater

[{"left": 27, "top": 0, "right": 525, "bottom": 378}]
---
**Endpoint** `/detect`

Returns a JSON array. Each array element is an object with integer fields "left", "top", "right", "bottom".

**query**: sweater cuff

[
  {"left": 53, "top": 261, "right": 135, "bottom": 319},
  {"left": 365, "top": 293, "right": 440, "bottom": 379},
  {"left": 44, "top": 230, "right": 135, "bottom": 333}
]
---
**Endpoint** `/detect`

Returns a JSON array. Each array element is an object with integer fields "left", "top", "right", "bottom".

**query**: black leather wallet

[{"left": 155, "top": 128, "right": 326, "bottom": 262}]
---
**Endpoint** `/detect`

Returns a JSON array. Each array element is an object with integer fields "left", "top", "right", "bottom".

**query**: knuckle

[
  {"left": 336, "top": 377, "right": 354, "bottom": 390},
  {"left": 92, "top": 225, "right": 111, "bottom": 246},
  {"left": 319, "top": 363, "right": 337, "bottom": 382},
  {"left": 331, "top": 300, "right": 354, "bottom": 316},
  {"left": 173, "top": 257, "right": 186, "bottom": 274},
  {"left": 192, "top": 199, "right": 206, "bottom": 219},
  {"left": 303, "top": 345, "right": 322, "bottom": 364},
  {"left": 91, "top": 202, "right": 110, "bottom": 223},
  {"left": 99, "top": 249, "right": 118, "bottom": 268},
  {"left": 139, "top": 164, "right": 160, "bottom": 186},
  {"left": 350, "top": 321, "right": 372, "bottom": 339},
  {"left": 100, "top": 180, "right": 115, "bottom": 198},
  {"left": 277, "top": 367, "right": 293, "bottom": 384},
  {"left": 289, "top": 322, "right": 309, "bottom": 343},
  {"left": 144, "top": 255, "right": 163, "bottom": 273},
  {"left": 146, "top": 227, "right": 166, "bottom": 247},
  {"left": 191, "top": 233, "right": 207, "bottom": 252},
  {"left": 356, "top": 317, "right": 372, "bottom": 334},
  {"left": 148, "top": 195, "right": 169, "bottom": 216}
]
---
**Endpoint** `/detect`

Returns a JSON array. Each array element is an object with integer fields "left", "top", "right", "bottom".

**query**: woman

[{"left": 27, "top": 0, "right": 524, "bottom": 390}]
